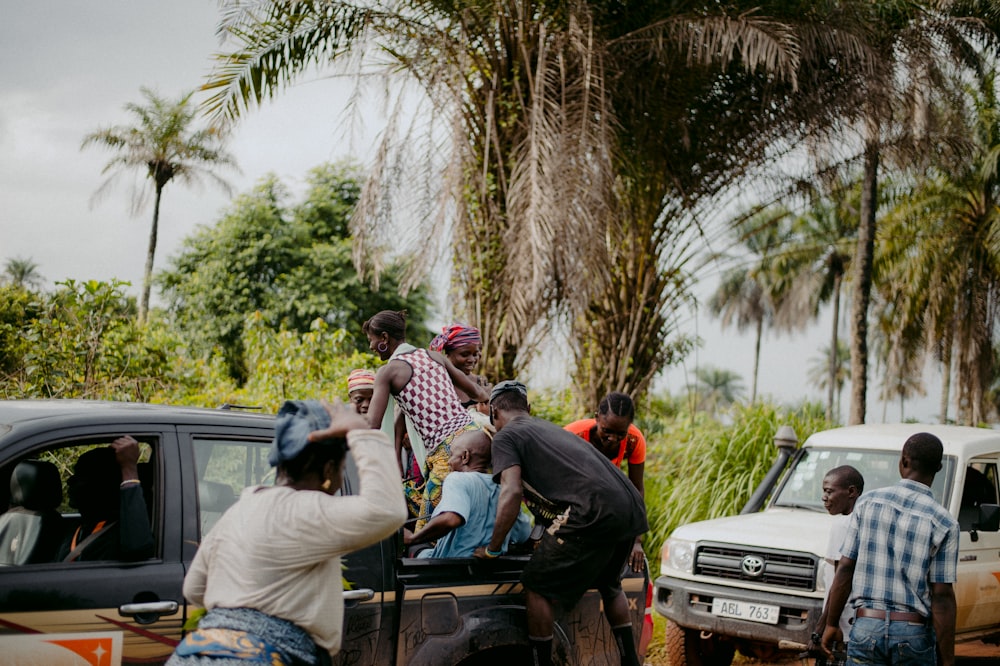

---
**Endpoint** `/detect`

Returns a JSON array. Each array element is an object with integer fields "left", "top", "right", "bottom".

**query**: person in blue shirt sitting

[{"left": 404, "top": 429, "right": 531, "bottom": 558}]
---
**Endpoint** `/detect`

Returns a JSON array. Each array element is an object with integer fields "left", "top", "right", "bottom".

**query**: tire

[
  {"left": 456, "top": 645, "right": 532, "bottom": 666},
  {"left": 663, "top": 620, "right": 736, "bottom": 666}
]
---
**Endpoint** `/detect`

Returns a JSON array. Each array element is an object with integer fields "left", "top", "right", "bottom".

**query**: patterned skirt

[{"left": 166, "top": 607, "right": 323, "bottom": 666}]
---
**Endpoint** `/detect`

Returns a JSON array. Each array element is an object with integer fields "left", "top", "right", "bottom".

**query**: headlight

[
  {"left": 661, "top": 537, "right": 696, "bottom": 575},
  {"left": 815, "top": 566, "right": 827, "bottom": 593}
]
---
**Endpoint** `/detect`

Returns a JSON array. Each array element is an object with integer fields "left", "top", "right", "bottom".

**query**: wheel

[
  {"left": 455, "top": 645, "right": 532, "bottom": 666},
  {"left": 663, "top": 620, "right": 736, "bottom": 666}
]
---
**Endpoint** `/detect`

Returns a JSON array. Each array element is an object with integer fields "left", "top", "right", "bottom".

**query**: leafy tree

[
  {"left": 0, "top": 280, "right": 169, "bottom": 400},
  {"left": 82, "top": 88, "right": 237, "bottom": 323},
  {"left": 878, "top": 343, "right": 926, "bottom": 422},
  {"left": 156, "top": 312, "right": 378, "bottom": 412},
  {"left": 2, "top": 256, "right": 45, "bottom": 290},
  {"left": 159, "top": 163, "right": 433, "bottom": 382},
  {"left": 0, "top": 285, "right": 40, "bottom": 377}
]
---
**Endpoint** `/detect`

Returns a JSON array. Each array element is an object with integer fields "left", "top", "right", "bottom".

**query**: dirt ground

[
  {"left": 756, "top": 641, "right": 1000, "bottom": 665},
  {"left": 644, "top": 639, "right": 1000, "bottom": 665}
]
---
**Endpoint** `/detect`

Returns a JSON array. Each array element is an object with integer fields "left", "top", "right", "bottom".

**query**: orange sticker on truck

[{"left": 2, "top": 631, "right": 122, "bottom": 666}]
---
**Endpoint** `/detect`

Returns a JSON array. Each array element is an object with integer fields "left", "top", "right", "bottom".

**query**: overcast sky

[{"left": 0, "top": 1, "right": 945, "bottom": 423}]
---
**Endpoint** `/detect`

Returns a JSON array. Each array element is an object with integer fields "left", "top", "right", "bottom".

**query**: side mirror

[
  {"left": 969, "top": 504, "right": 1000, "bottom": 542},
  {"left": 976, "top": 504, "right": 1000, "bottom": 532}
]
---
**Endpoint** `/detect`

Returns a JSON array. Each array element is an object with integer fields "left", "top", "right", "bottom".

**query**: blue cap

[
  {"left": 490, "top": 380, "right": 527, "bottom": 403},
  {"left": 268, "top": 400, "right": 332, "bottom": 467}
]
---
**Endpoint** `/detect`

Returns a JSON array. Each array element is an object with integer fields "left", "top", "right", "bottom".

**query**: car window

[
  {"left": 773, "top": 447, "right": 953, "bottom": 510},
  {"left": 959, "top": 461, "right": 999, "bottom": 531},
  {"left": 193, "top": 437, "right": 273, "bottom": 537},
  {"left": 0, "top": 437, "right": 157, "bottom": 565}
]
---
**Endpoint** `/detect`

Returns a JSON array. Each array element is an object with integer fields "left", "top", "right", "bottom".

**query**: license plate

[{"left": 711, "top": 597, "right": 780, "bottom": 624}]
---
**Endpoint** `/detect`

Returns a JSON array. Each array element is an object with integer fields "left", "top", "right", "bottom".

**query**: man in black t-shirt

[{"left": 475, "top": 381, "right": 647, "bottom": 666}]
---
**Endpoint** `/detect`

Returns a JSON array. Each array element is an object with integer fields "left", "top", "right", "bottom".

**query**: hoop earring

[
  {"left": 377, "top": 341, "right": 388, "bottom": 353},
  {"left": 321, "top": 479, "right": 332, "bottom": 491}
]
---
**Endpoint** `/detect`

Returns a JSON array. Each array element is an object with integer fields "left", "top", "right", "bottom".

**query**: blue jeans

[{"left": 847, "top": 616, "right": 936, "bottom": 666}]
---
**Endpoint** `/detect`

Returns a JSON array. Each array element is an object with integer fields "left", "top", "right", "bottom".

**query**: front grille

[{"left": 694, "top": 542, "right": 817, "bottom": 590}]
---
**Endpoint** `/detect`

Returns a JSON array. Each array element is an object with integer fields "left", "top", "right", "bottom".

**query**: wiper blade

[{"left": 773, "top": 502, "right": 826, "bottom": 513}]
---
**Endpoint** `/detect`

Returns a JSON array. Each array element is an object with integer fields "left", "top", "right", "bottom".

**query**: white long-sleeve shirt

[{"left": 183, "top": 429, "right": 406, "bottom": 656}]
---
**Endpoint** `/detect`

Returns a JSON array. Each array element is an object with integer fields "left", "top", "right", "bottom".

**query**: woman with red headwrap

[{"left": 429, "top": 324, "right": 491, "bottom": 420}]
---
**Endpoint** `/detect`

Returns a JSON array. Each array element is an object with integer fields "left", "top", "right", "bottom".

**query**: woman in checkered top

[{"left": 362, "top": 310, "right": 490, "bottom": 529}]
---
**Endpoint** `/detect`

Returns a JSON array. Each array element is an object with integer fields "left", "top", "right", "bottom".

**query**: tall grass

[{"left": 642, "top": 400, "right": 831, "bottom": 563}]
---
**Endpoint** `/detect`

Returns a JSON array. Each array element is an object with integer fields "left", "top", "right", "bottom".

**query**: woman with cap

[
  {"left": 362, "top": 310, "right": 489, "bottom": 529},
  {"left": 168, "top": 399, "right": 406, "bottom": 666},
  {"left": 349, "top": 367, "right": 421, "bottom": 481}
]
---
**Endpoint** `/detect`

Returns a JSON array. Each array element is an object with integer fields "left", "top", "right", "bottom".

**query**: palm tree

[
  {"left": 2, "top": 257, "right": 44, "bottom": 290},
  {"left": 877, "top": 343, "right": 926, "bottom": 422},
  {"left": 808, "top": 341, "right": 851, "bottom": 423},
  {"left": 836, "top": 0, "right": 997, "bottom": 424},
  {"left": 82, "top": 88, "right": 236, "bottom": 323},
  {"left": 692, "top": 366, "right": 745, "bottom": 417},
  {"left": 708, "top": 209, "right": 795, "bottom": 404},
  {"left": 774, "top": 177, "right": 860, "bottom": 420},
  {"left": 877, "top": 66, "right": 1000, "bottom": 425},
  {"left": 203, "top": 0, "right": 877, "bottom": 394}
]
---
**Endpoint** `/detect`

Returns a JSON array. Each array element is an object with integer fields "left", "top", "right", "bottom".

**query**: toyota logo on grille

[{"left": 741, "top": 555, "right": 765, "bottom": 577}]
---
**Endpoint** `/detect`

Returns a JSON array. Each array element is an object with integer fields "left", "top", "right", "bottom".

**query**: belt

[{"left": 856, "top": 608, "right": 926, "bottom": 623}]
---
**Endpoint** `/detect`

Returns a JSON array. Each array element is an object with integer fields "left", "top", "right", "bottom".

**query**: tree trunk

[
  {"left": 849, "top": 141, "right": 878, "bottom": 425},
  {"left": 939, "top": 333, "right": 952, "bottom": 424},
  {"left": 827, "top": 274, "right": 841, "bottom": 422},
  {"left": 140, "top": 184, "right": 163, "bottom": 324},
  {"left": 751, "top": 316, "right": 762, "bottom": 404}
]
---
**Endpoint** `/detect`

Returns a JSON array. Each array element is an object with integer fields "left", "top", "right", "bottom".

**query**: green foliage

[
  {"left": 642, "top": 400, "right": 831, "bottom": 564},
  {"left": 526, "top": 387, "right": 578, "bottom": 426},
  {"left": 156, "top": 314, "right": 382, "bottom": 411},
  {"left": 0, "top": 280, "right": 171, "bottom": 401},
  {"left": 0, "top": 285, "right": 41, "bottom": 376},
  {"left": 158, "top": 162, "right": 433, "bottom": 383}
]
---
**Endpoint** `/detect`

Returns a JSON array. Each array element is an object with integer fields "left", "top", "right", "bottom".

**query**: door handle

[
  {"left": 119, "top": 600, "right": 180, "bottom": 616},
  {"left": 343, "top": 588, "right": 375, "bottom": 602}
]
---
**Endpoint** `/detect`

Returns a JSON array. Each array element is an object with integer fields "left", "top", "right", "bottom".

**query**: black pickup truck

[{"left": 0, "top": 400, "right": 648, "bottom": 665}]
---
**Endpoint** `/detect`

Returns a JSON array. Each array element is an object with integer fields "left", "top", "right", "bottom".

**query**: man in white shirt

[{"left": 812, "top": 465, "right": 864, "bottom": 663}]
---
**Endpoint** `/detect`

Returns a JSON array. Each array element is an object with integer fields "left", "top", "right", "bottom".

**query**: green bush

[
  {"left": 642, "top": 400, "right": 831, "bottom": 564},
  {"left": 527, "top": 387, "right": 579, "bottom": 425},
  {"left": 0, "top": 280, "right": 171, "bottom": 401},
  {"left": 156, "top": 313, "right": 380, "bottom": 411}
]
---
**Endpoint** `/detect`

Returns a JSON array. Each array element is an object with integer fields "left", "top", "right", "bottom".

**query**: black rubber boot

[{"left": 613, "top": 624, "right": 641, "bottom": 666}]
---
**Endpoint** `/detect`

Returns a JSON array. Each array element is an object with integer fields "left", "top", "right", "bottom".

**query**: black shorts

[{"left": 521, "top": 530, "right": 633, "bottom": 608}]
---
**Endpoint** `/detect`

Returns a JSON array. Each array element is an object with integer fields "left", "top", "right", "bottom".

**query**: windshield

[{"left": 771, "top": 447, "right": 954, "bottom": 511}]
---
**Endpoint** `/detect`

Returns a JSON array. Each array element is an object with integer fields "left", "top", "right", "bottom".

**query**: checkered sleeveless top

[{"left": 394, "top": 348, "right": 473, "bottom": 453}]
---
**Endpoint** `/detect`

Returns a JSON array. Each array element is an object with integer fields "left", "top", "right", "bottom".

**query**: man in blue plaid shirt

[{"left": 821, "top": 432, "right": 959, "bottom": 666}]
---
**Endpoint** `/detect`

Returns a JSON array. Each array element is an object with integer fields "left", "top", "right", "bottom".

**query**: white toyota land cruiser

[{"left": 654, "top": 423, "right": 1000, "bottom": 666}]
